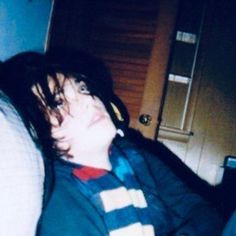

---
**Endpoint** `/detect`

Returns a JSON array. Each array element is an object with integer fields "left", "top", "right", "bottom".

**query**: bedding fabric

[{"left": 0, "top": 90, "right": 44, "bottom": 236}]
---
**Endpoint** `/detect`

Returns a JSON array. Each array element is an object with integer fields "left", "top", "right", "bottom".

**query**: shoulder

[
  {"left": 38, "top": 174, "right": 106, "bottom": 236},
  {"left": 113, "top": 136, "right": 167, "bottom": 174}
]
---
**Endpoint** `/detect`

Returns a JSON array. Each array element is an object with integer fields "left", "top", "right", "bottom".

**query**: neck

[{"left": 64, "top": 145, "right": 112, "bottom": 171}]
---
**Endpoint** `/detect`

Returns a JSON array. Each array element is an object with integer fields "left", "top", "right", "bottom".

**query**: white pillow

[{"left": 0, "top": 90, "right": 44, "bottom": 236}]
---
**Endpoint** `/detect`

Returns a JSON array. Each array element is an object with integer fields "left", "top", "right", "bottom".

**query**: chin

[
  {"left": 92, "top": 127, "right": 116, "bottom": 145},
  {"left": 91, "top": 119, "right": 116, "bottom": 137}
]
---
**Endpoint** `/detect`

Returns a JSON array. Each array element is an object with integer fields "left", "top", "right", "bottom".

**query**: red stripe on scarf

[{"left": 73, "top": 166, "right": 107, "bottom": 181}]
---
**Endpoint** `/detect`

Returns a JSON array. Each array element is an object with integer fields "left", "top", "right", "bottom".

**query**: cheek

[
  {"left": 64, "top": 86, "right": 77, "bottom": 100},
  {"left": 51, "top": 115, "right": 85, "bottom": 146}
]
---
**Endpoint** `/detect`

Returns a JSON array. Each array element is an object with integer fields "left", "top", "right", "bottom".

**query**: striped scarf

[{"left": 72, "top": 145, "right": 155, "bottom": 236}]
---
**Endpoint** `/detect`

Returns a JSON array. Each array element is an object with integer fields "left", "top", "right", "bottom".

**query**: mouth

[{"left": 89, "top": 113, "right": 107, "bottom": 127}]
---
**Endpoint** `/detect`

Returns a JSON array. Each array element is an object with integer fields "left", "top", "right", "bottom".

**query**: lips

[{"left": 88, "top": 112, "right": 107, "bottom": 127}]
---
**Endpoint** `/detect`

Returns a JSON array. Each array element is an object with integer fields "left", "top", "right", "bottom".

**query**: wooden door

[{"left": 136, "top": 0, "right": 178, "bottom": 138}]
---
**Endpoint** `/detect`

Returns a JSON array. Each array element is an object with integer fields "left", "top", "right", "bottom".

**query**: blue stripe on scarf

[{"left": 103, "top": 206, "right": 152, "bottom": 230}]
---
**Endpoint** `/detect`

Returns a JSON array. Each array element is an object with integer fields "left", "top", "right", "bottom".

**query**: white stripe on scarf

[
  {"left": 110, "top": 223, "right": 154, "bottom": 236},
  {"left": 100, "top": 187, "right": 147, "bottom": 212}
]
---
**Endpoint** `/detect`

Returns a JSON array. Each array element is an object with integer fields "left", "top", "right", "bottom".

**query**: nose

[{"left": 78, "top": 93, "right": 97, "bottom": 110}]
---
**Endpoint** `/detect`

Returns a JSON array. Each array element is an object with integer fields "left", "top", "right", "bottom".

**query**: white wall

[{"left": 0, "top": 0, "right": 53, "bottom": 61}]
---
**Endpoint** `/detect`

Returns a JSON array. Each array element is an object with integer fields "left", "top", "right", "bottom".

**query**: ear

[
  {"left": 110, "top": 94, "right": 130, "bottom": 125},
  {"left": 109, "top": 93, "right": 130, "bottom": 138},
  {"left": 110, "top": 101, "right": 126, "bottom": 138},
  {"left": 110, "top": 102, "right": 124, "bottom": 122}
]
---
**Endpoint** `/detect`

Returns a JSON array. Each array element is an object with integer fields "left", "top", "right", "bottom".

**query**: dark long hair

[
  {"left": 0, "top": 48, "right": 125, "bottom": 159},
  {"left": 0, "top": 52, "right": 56, "bottom": 159}
]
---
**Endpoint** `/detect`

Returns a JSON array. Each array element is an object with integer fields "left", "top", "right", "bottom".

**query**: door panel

[{"left": 136, "top": 0, "right": 179, "bottom": 138}]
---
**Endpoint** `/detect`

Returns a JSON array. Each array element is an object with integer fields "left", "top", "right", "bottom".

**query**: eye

[{"left": 78, "top": 82, "right": 90, "bottom": 94}]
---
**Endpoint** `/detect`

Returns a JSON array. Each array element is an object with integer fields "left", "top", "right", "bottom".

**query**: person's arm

[
  {"left": 222, "top": 211, "right": 236, "bottom": 236},
  {"left": 140, "top": 144, "right": 224, "bottom": 236},
  {"left": 117, "top": 135, "right": 223, "bottom": 236}
]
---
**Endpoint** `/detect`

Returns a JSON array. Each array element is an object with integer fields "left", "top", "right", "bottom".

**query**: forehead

[
  {"left": 48, "top": 73, "right": 73, "bottom": 93},
  {"left": 32, "top": 73, "right": 74, "bottom": 95}
]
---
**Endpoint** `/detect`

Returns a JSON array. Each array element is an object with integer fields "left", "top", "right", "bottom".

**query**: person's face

[{"left": 32, "top": 74, "right": 116, "bottom": 156}]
